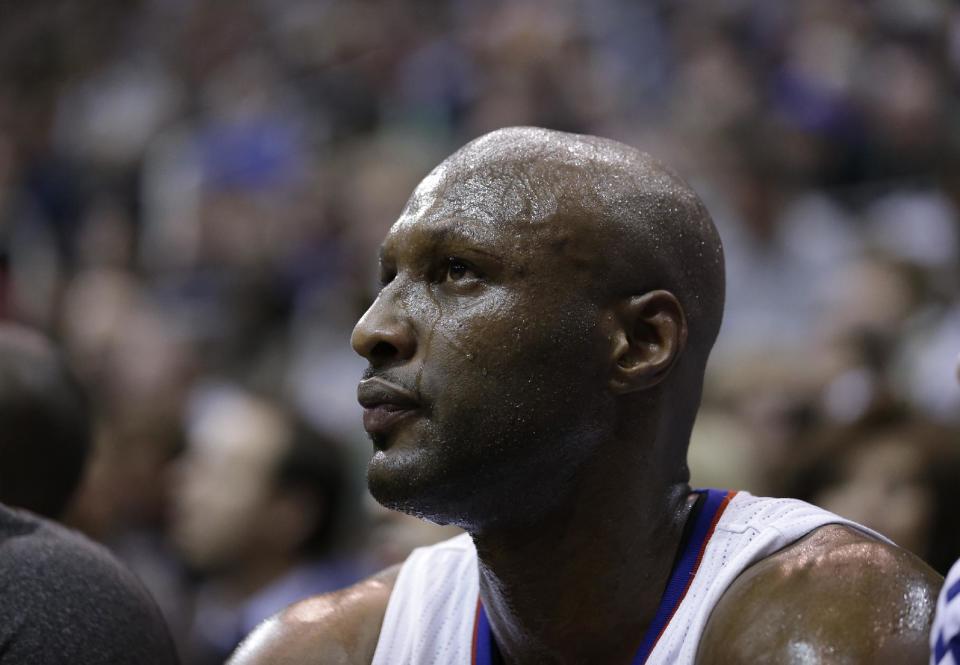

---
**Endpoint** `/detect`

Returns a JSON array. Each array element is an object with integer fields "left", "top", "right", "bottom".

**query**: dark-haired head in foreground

[
  {"left": 231, "top": 128, "right": 941, "bottom": 665},
  {"left": 0, "top": 324, "right": 178, "bottom": 664},
  {"left": 0, "top": 324, "right": 91, "bottom": 519},
  {"left": 0, "top": 503, "right": 180, "bottom": 664}
]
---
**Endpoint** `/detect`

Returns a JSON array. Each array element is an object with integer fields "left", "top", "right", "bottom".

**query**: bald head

[
  {"left": 354, "top": 128, "right": 725, "bottom": 520},
  {"left": 403, "top": 127, "right": 725, "bottom": 366}
]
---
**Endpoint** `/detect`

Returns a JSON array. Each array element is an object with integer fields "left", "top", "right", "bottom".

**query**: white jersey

[
  {"left": 932, "top": 558, "right": 960, "bottom": 665},
  {"left": 372, "top": 490, "right": 887, "bottom": 665}
]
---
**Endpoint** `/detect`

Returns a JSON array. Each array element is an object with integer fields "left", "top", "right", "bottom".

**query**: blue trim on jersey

[
  {"left": 475, "top": 603, "right": 494, "bottom": 665},
  {"left": 630, "top": 488, "right": 729, "bottom": 664},
  {"left": 472, "top": 488, "right": 732, "bottom": 665},
  {"left": 947, "top": 577, "right": 960, "bottom": 602},
  {"left": 935, "top": 628, "right": 960, "bottom": 664}
]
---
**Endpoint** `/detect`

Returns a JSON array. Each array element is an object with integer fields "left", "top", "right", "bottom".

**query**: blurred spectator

[
  {"left": 0, "top": 323, "right": 179, "bottom": 664},
  {"left": 785, "top": 408, "right": 960, "bottom": 576},
  {"left": 169, "top": 384, "right": 365, "bottom": 665},
  {"left": 0, "top": 323, "right": 90, "bottom": 519}
]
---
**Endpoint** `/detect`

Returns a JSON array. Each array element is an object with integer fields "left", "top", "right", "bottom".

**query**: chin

[
  {"left": 368, "top": 448, "right": 442, "bottom": 516},
  {"left": 367, "top": 447, "right": 568, "bottom": 532},
  {"left": 366, "top": 447, "right": 486, "bottom": 528}
]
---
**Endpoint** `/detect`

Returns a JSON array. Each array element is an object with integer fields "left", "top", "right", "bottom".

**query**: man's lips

[{"left": 357, "top": 377, "right": 423, "bottom": 435}]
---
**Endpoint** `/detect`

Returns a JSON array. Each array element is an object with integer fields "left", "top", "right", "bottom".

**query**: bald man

[{"left": 231, "top": 128, "right": 941, "bottom": 664}]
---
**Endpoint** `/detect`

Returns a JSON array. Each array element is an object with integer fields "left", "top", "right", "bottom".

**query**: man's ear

[{"left": 607, "top": 290, "right": 688, "bottom": 394}]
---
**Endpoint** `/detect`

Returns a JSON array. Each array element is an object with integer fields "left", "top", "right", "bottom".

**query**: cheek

[{"left": 428, "top": 296, "right": 605, "bottom": 417}]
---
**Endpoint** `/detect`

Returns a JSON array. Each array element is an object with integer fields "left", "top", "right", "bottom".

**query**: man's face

[{"left": 351, "top": 162, "right": 613, "bottom": 529}]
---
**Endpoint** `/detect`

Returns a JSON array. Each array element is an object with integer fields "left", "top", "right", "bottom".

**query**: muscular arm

[
  {"left": 697, "top": 525, "right": 943, "bottom": 664},
  {"left": 228, "top": 566, "right": 399, "bottom": 665}
]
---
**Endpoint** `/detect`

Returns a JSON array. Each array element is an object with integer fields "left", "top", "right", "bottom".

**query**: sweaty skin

[{"left": 229, "top": 128, "right": 941, "bottom": 665}]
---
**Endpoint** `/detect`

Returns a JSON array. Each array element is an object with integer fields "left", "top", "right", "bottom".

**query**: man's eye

[{"left": 445, "top": 257, "right": 480, "bottom": 282}]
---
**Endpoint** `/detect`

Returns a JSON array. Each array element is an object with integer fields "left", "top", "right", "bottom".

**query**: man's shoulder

[
  {"left": 229, "top": 565, "right": 400, "bottom": 665},
  {"left": 698, "top": 523, "right": 942, "bottom": 664},
  {"left": 0, "top": 505, "right": 179, "bottom": 664}
]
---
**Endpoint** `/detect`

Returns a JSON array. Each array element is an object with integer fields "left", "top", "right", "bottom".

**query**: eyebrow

[
  {"left": 422, "top": 223, "right": 497, "bottom": 252},
  {"left": 382, "top": 221, "right": 505, "bottom": 262}
]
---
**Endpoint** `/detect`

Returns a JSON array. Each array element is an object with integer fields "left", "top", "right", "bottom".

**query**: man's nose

[{"left": 351, "top": 296, "right": 417, "bottom": 366}]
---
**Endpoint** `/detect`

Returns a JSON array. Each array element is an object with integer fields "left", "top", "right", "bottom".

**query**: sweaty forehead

[
  {"left": 393, "top": 127, "right": 682, "bottom": 230},
  {"left": 380, "top": 127, "right": 724, "bottom": 354},
  {"left": 379, "top": 127, "right": 719, "bottom": 299},
  {"left": 383, "top": 156, "right": 609, "bottom": 271},
  {"left": 397, "top": 160, "right": 567, "bottom": 231}
]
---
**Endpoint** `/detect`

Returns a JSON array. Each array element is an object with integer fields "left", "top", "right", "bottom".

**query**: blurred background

[{"left": 0, "top": 0, "right": 958, "bottom": 661}]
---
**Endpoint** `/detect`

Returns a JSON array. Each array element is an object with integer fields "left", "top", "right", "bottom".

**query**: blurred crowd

[{"left": 1, "top": 0, "right": 958, "bottom": 662}]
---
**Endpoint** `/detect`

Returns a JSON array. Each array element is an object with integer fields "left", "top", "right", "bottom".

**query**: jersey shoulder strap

[{"left": 372, "top": 533, "right": 478, "bottom": 665}]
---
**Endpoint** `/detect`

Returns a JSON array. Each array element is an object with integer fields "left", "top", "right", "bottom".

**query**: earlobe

[{"left": 608, "top": 290, "right": 687, "bottom": 394}]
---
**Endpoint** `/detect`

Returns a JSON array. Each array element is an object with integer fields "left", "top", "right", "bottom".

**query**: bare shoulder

[
  {"left": 697, "top": 524, "right": 943, "bottom": 665},
  {"left": 228, "top": 565, "right": 400, "bottom": 665}
]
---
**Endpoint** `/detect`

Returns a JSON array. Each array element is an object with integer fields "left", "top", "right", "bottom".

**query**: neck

[{"left": 470, "top": 444, "right": 694, "bottom": 665}]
